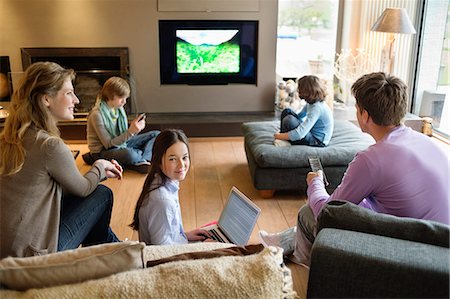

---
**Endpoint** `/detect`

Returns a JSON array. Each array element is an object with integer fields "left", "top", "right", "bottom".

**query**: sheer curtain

[{"left": 359, "top": 0, "right": 418, "bottom": 83}]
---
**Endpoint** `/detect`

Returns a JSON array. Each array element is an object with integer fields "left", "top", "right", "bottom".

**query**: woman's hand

[
  {"left": 186, "top": 228, "right": 213, "bottom": 242},
  {"left": 96, "top": 159, "right": 123, "bottom": 180},
  {"left": 306, "top": 170, "right": 323, "bottom": 186},
  {"left": 128, "top": 114, "right": 146, "bottom": 136}
]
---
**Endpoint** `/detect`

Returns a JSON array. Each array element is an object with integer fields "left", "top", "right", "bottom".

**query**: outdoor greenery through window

[{"left": 276, "top": 0, "right": 339, "bottom": 82}]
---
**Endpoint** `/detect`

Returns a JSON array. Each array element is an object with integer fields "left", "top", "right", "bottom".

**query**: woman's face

[
  {"left": 108, "top": 95, "right": 127, "bottom": 109},
  {"left": 161, "top": 141, "right": 190, "bottom": 182},
  {"left": 43, "top": 77, "right": 79, "bottom": 121}
]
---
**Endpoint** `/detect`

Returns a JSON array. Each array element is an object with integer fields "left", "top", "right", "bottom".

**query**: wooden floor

[{"left": 69, "top": 137, "right": 310, "bottom": 298}]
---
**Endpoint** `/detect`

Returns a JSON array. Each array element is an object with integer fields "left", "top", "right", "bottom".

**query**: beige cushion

[
  {"left": 0, "top": 241, "right": 145, "bottom": 291},
  {"left": 0, "top": 245, "right": 296, "bottom": 299}
]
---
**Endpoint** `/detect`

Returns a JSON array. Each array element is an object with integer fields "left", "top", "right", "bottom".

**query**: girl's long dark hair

[{"left": 129, "top": 129, "right": 189, "bottom": 230}]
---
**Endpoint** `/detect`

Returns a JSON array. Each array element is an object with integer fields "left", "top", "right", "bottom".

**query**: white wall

[{"left": 0, "top": 0, "right": 278, "bottom": 113}]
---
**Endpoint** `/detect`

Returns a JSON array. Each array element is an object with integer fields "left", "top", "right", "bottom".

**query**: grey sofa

[
  {"left": 242, "top": 120, "right": 374, "bottom": 196},
  {"left": 307, "top": 201, "right": 450, "bottom": 298}
]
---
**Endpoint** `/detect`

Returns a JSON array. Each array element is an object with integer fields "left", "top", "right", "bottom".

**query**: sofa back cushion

[
  {"left": 0, "top": 246, "right": 296, "bottom": 299},
  {"left": 0, "top": 241, "right": 145, "bottom": 291},
  {"left": 317, "top": 201, "right": 450, "bottom": 248},
  {"left": 309, "top": 228, "right": 450, "bottom": 299}
]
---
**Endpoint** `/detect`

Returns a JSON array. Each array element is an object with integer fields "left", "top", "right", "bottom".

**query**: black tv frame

[{"left": 159, "top": 20, "right": 258, "bottom": 85}]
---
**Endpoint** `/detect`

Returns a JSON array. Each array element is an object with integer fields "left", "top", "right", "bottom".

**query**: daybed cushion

[
  {"left": 0, "top": 243, "right": 296, "bottom": 299},
  {"left": 242, "top": 119, "right": 374, "bottom": 168},
  {"left": 0, "top": 241, "right": 145, "bottom": 291}
]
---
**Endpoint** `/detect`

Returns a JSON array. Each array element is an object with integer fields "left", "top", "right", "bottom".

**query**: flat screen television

[{"left": 159, "top": 20, "right": 258, "bottom": 85}]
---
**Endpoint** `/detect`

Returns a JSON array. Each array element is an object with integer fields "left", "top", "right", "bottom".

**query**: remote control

[{"left": 308, "top": 156, "right": 329, "bottom": 186}]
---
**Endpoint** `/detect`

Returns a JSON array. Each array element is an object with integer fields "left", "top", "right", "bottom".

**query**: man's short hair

[{"left": 351, "top": 72, "right": 407, "bottom": 126}]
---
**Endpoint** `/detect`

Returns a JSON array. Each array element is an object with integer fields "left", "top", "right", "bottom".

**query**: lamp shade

[{"left": 371, "top": 8, "right": 416, "bottom": 34}]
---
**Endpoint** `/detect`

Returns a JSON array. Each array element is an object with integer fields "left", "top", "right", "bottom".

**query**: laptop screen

[{"left": 218, "top": 187, "right": 261, "bottom": 245}]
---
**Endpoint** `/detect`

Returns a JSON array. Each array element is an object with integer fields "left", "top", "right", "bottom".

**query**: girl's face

[
  {"left": 43, "top": 77, "right": 79, "bottom": 121},
  {"left": 108, "top": 95, "right": 127, "bottom": 109},
  {"left": 161, "top": 141, "right": 190, "bottom": 182}
]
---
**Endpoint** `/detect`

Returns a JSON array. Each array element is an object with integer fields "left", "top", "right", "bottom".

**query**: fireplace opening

[{"left": 21, "top": 47, "right": 131, "bottom": 116}]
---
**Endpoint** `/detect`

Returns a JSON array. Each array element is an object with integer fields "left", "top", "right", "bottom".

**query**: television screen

[
  {"left": 159, "top": 20, "right": 258, "bottom": 85},
  {"left": 176, "top": 29, "right": 240, "bottom": 74}
]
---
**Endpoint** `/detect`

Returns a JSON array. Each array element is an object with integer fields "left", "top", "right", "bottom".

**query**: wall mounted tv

[{"left": 159, "top": 20, "right": 258, "bottom": 85}]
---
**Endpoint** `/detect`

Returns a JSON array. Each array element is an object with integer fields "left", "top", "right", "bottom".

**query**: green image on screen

[{"left": 176, "top": 29, "right": 240, "bottom": 74}]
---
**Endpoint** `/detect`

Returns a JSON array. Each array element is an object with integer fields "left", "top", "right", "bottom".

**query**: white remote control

[{"left": 308, "top": 156, "right": 329, "bottom": 186}]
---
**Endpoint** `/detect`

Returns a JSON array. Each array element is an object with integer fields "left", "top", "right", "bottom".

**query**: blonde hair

[
  {"left": 0, "top": 61, "right": 75, "bottom": 176},
  {"left": 99, "top": 76, "right": 130, "bottom": 102}
]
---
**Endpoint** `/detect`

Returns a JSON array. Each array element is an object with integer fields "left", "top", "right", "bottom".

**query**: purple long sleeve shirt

[{"left": 307, "top": 125, "right": 449, "bottom": 225}]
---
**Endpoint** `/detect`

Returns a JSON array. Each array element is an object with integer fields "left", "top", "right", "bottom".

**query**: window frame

[{"left": 410, "top": 0, "right": 449, "bottom": 137}]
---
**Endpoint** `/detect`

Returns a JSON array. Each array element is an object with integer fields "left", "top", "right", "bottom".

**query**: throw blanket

[
  {"left": 0, "top": 243, "right": 296, "bottom": 299},
  {"left": 146, "top": 244, "right": 265, "bottom": 267},
  {"left": 99, "top": 101, "right": 128, "bottom": 147}
]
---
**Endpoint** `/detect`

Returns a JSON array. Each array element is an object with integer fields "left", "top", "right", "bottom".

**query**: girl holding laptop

[{"left": 130, "top": 129, "right": 212, "bottom": 245}]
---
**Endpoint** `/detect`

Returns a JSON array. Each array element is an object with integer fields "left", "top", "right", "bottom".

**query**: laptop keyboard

[{"left": 209, "top": 228, "right": 225, "bottom": 243}]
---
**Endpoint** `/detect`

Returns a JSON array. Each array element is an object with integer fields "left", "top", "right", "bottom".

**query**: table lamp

[{"left": 371, "top": 8, "right": 416, "bottom": 74}]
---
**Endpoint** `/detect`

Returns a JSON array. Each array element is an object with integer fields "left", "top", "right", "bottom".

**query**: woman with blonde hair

[
  {"left": 0, "top": 61, "right": 123, "bottom": 258},
  {"left": 86, "top": 76, "right": 159, "bottom": 173}
]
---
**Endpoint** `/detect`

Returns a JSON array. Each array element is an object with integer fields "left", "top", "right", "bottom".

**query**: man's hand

[{"left": 306, "top": 170, "right": 323, "bottom": 186}]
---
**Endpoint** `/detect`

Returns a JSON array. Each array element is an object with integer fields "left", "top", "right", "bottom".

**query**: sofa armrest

[
  {"left": 317, "top": 201, "right": 450, "bottom": 248},
  {"left": 307, "top": 228, "right": 450, "bottom": 298}
]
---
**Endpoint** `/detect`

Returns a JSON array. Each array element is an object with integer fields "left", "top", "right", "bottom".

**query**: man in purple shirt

[{"left": 260, "top": 72, "right": 449, "bottom": 267}]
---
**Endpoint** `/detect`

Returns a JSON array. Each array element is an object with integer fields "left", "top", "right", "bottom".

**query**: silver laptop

[{"left": 203, "top": 186, "right": 261, "bottom": 246}]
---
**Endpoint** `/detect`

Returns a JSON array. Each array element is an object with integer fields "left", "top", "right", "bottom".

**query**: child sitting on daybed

[{"left": 274, "top": 75, "right": 333, "bottom": 147}]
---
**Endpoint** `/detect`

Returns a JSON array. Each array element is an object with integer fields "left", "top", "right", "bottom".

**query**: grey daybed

[{"left": 242, "top": 120, "right": 374, "bottom": 197}]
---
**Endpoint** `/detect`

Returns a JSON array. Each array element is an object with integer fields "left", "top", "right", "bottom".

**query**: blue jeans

[
  {"left": 98, "top": 130, "right": 160, "bottom": 165},
  {"left": 58, "top": 185, "right": 120, "bottom": 251},
  {"left": 280, "top": 109, "right": 325, "bottom": 147}
]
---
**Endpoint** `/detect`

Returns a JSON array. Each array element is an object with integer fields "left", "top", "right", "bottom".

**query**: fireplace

[{"left": 21, "top": 47, "right": 131, "bottom": 115}]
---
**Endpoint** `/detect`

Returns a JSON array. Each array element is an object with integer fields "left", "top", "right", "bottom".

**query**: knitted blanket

[{"left": 1, "top": 243, "right": 296, "bottom": 299}]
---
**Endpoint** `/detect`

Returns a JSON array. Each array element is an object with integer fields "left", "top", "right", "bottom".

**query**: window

[
  {"left": 412, "top": 1, "right": 450, "bottom": 137},
  {"left": 276, "top": 0, "right": 339, "bottom": 80}
]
